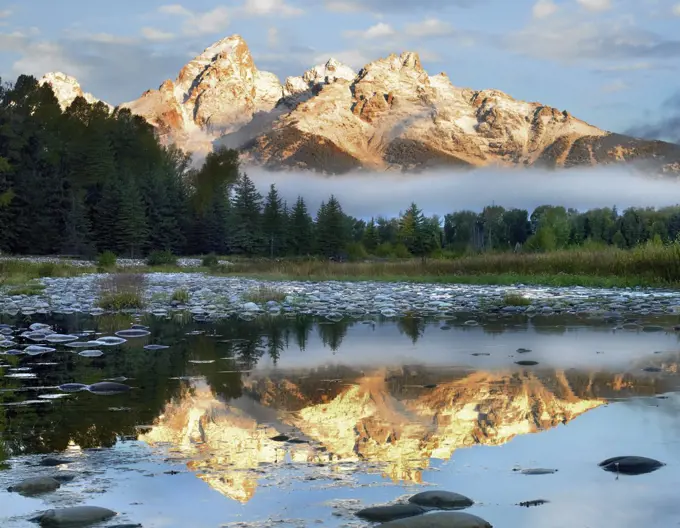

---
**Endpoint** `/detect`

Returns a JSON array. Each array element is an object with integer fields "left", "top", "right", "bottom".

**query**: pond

[{"left": 1, "top": 311, "right": 680, "bottom": 527}]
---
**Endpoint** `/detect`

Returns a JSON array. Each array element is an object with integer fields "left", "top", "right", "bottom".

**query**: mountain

[
  {"left": 39, "top": 72, "right": 111, "bottom": 112},
  {"left": 41, "top": 35, "right": 680, "bottom": 174}
]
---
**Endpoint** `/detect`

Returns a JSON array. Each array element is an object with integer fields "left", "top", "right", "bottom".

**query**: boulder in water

[
  {"left": 599, "top": 456, "right": 665, "bottom": 475},
  {"left": 408, "top": 490, "right": 474, "bottom": 510},
  {"left": 8, "top": 476, "right": 60, "bottom": 495},
  {"left": 38, "top": 457, "right": 70, "bottom": 467},
  {"left": 514, "top": 468, "right": 558, "bottom": 475},
  {"left": 31, "top": 506, "right": 116, "bottom": 526},
  {"left": 58, "top": 383, "right": 88, "bottom": 393},
  {"left": 356, "top": 503, "right": 425, "bottom": 522},
  {"left": 378, "top": 511, "right": 492, "bottom": 527}
]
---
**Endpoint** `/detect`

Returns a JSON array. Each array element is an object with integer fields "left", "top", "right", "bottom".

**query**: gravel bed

[{"left": 1, "top": 272, "right": 680, "bottom": 321}]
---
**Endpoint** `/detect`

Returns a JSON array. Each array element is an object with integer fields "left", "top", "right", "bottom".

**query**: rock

[
  {"left": 599, "top": 456, "right": 665, "bottom": 475},
  {"left": 31, "top": 506, "right": 116, "bottom": 526},
  {"left": 7, "top": 476, "right": 61, "bottom": 495},
  {"left": 515, "top": 360, "right": 539, "bottom": 366},
  {"left": 408, "top": 490, "right": 474, "bottom": 510},
  {"left": 58, "top": 383, "right": 88, "bottom": 393},
  {"left": 516, "top": 348, "right": 532, "bottom": 353},
  {"left": 515, "top": 468, "right": 558, "bottom": 475},
  {"left": 38, "top": 457, "right": 70, "bottom": 467},
  {"left": 356, "top": 504, "right": 426, "bottom": 522},
  {"left": 87, "top": 382, "right": 132, "bottom": 395},
  {"left": 517, "top": 499, "right": 549, "bottom": 507},
  {"left": 378, "top": 511, "right": 492, "bottom": 527},
  {"left": 270, "top": 434, "right": 290, "bottom": 442}
]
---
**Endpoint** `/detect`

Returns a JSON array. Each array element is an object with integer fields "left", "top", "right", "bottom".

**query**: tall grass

[
  {"left": 243, "top": 285, "right": 287, "bottom": 304},
  {"left": 97, "top": 273, "right": 147, "bottom": 310},
  {"left": 210, "top": 243, "right": 680, "bottom": 287}
]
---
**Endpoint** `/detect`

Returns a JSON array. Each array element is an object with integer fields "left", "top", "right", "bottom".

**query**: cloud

[
  {"left": 592, "top": 62, "right": 654, "bottom": 72},
  {"left": 322, "top": 0, "right": 482, "bottom": 12},
  {"left": 141, "top": 27, "right": 176, "bottom": 42},
  {"left": 576, "top": 0, "right": 612, "bottom": 12},
  {"left": 673, "top": 3, "right": 680, "bottom": 16},
  {"left": 242, "top": 0, "right": 304, "bottom": 16},
  {"left": 532, "top": 0, "right": 558, "bottom": 18},
  {"left": 626, "top": 91, "right": 680, "bottom": 143},
  {"left": 600, "top": 79, "right": 629, "bottom": 93},
  {"left": 0, "top": 9, "right": 12, "bottom": 19},
  {"left": 246, "top": 165, "right": 680, "bottom": 219},
  {"left": 344, "top": 22, "right": 395, "bottom": 40},
  {"left": 404, "top": 18, "right": 455, "bottom": 38},
  {"left": 157, "top": 4, "right": 230, "bottom": 36},
  {"left": 506, "top": 12, "right": 680, "bottom": 62},
  {"left": 312, "top": 49, "right": 371, "bottom": 69}
]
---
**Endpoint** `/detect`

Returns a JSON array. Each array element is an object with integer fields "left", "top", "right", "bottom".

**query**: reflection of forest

[{"left": 2, "top": 312, "right": 680, "bottom": 498}]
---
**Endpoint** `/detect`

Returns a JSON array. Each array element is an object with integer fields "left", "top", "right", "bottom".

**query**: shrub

[
  {"left": 97, "top": 251, "right": 117, "bottom": 269},
  {"left": 243, "top": 285, "right": 287, "bottom": 304},
  {"left": 36, "top": 262, "right": 58, "bottom": 277},
  {"left": 97, "top": 273, "right": 146, "bottom": 311},
  {"left": 172, "top": 288, "right": 190, "bottom": 303},
  {"left": 393, "top": 243, "right": 411, "bottom": 259},
  {"left": 503, "top": 292, "right": 531, "bottom": 306},
  {"left": 201, "top": 253, "right": 219, "bottom": 268},
  {"left": 146, "top": 250, "right": 177, "bottom": 267},
  {"left": 345, "top": 242, "right": 368, "bottom": 261}
]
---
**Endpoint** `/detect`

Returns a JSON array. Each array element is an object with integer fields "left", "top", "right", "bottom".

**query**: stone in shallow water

[
  {"left": 87, "top": 382, "right": 132, "bottom": 395},
  {"left": 30, "top": 506, "right": 117, "bottom": 526},
  {"left": 378, "top": 512, "right": 491, "bottom": 528},
  {"left": 115, "top": 329, "right": 151, "bottom": 338},
  {"left": 97, "top": 336, "right": 127, "bottom": 346},
  {"left": 65, "top": 340, "right": 105, "bottom": 349},
  {"left": 44, "top": 334, "right": 79, "bottom": 344},
  {"left": 144, "top": 344, "right": 169, "bottom": 350},
  {"left": 78, "top": 350, "right": 104, "bottom": 358},
  {"left": 515, "top": 360, "right": 539, "bottom": 366},
  {"left": 515, "top": 468, "right": 558, "bottom": 475},
  {"left": 58, "top": 383, "right": 88, "bottom": 393},
  {"left": 24, "top": 345, "right": 56, "bottom": 356},
  {"left": 356, "top": 504, "right": 426, "bottom": 522},
  {"left": 599, "top": 456, "right": 665, "bottom": 475},
  {"left": 8, "top": 476, "right": 60, "bottom": 495},
  {"left": 408, "top": 490, "right": 474, "bottom": 510}
]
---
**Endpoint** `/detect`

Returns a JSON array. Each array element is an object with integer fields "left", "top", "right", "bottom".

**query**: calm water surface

[{"left": 1, "top": 312, "right": 680, "bottom": 527}]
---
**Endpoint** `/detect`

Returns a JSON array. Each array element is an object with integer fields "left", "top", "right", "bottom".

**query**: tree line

[{"left": 1, "top": 74, "right": 680, "bottom": 260}]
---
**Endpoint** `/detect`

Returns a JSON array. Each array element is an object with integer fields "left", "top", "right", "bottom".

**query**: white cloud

[
  {"left": 532, "top": 0, "right": 558, "bottom": 18},
  {"left": 242, "top": 0, "right": 304, "bottom": 16},
  {"left": 141, "top": 27, "right": 176, "bottom": 41},
  {"left": 324, "top": 1, "right": 360, "bottom": 12},
  {"left": 158, "top": 5, "right": 231, "bottom": 36},
  {"left": 13, "top": 41, "right": 89, "bottom": 80},
  {"left": 593, "top": 62, "right": 653, "bottom": 72},
  {"left": 344, "top": 22, "right": 395, "bottom": 40},
  {"left": 576, "top": 0, "right": 612, "bottom": 12},
  {"left": 673, "top": 3, "right": 680, "bottom": 16},
  {"left": 0, "top": 9, "right": 12, "bottom": 19},
  {"left": 404, "top": 18, "right": 454, "bottom": 37},
  {"left": 601, "top": 79, "right": 629, "bottom": 93},
  {"left": 158, "top": 4, "right": 193, "bottom": 16}
]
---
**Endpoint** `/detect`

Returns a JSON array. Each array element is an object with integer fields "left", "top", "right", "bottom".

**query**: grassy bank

[{"left": 2, "top": 243, "right": 680, "bottom": 289}]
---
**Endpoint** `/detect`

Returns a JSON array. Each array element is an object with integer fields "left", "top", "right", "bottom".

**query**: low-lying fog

[{"left": 246, "top": 165, "right": 680, "bottom": 218}]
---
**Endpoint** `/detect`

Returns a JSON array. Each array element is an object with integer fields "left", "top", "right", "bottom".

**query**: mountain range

[{"left": 39, "top": 34, "right": 680, "bottom": 174}]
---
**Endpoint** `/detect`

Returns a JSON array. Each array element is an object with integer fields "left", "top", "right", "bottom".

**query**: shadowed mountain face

[
  {"left": 40, "top": 35, "right": 680, "bottom": 175},
  {"left": 138, "top": 365, "right": 678, "bottom": 503}
]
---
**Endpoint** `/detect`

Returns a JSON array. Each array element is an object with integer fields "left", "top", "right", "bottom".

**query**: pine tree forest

[{"left": 2, "top": 75, "right": 680, "bottom": 260}]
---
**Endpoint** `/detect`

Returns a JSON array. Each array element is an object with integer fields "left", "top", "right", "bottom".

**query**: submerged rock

[
  {"left": 38, "top": 457, "right": 70, "bottom": 467},
  {"left": 30, "top": 506, "right": 116, "bottom": 526},
  {"left": 408, "top": 490, "right": 474, "bottom": 510},
  {"left": 517, "top": 499, "right": 549, "bottom": 507},
  {"left": 378, "top": 511, "right": 492, "bottom": 527},
  {"left": 514, "top": 468, "right": 558, "bottom": 475},
  {"left": 599, "top": 456, "right": 665, "bottom": 475},
  {"left": 115, "top": 329, "right": 151, "bottom": 338},
  {"left": 87, "top": 382, "right": 132, "bottom": 395},
  {"left": 356, "top": 504, "right": 426, "bottom": 522},
  {"left": 515, "top": 360, "right": 539, "bottom": 366},
  {"left": 58, "top": 383, "right": 88, "bottom": 393},
  {"left": 8, "top": 476, "right": 60, "bottom": 495}
]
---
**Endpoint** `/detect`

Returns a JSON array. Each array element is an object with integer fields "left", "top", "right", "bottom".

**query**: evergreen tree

[
  {"left": 231, "top": 173, "right": 263, "bottom": 255},
  {"left": 262, "top": 184, "right": 286, "bottom": 257},
  {"left": 315, "top": 195, "right": 347, "bottom": 258},
  {"left": 288, "top": 196, "right": 314, "bottom": 256},
  {"left": 363, "top": 218, "right": 380, "bottom": 253}
]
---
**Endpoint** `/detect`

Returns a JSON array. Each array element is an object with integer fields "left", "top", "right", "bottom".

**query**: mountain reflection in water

[{"left": 1, "top": 312, "right": 680, "bottom": 509}]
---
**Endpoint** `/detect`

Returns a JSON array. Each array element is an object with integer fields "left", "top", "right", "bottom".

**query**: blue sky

[{"left": 1, "top": 0, "right": 679, "bottom": 138}]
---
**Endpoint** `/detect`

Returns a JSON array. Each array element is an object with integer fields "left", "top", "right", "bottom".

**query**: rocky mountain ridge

[{"left": 40, "top": 35, "right": 680, "bottom": 174}]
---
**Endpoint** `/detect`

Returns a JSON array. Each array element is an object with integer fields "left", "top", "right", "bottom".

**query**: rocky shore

[{"left": 2, "top": 271, "right": 680, "bottom": 321}]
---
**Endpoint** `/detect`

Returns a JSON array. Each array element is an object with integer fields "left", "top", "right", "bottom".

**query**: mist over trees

[{"left": 2, "top": 74, "right": 680, "bottom": 260}]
